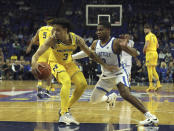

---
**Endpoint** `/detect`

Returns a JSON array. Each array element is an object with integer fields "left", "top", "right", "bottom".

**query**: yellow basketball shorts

[
  {"left": 146, "top": 51, "right": 158, "bottom": 66},
  {"left": 49, "top": 61, "right": 80, "bottom": 81}
]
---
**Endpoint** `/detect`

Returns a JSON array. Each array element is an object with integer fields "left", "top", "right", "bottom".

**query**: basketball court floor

[{"left": 0, "top": 80, "right": 174, "bottom": 131}]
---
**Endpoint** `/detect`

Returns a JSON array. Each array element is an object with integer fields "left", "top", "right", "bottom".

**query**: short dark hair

[
  {"left": 44, "top": 16, "right": 55, "bottom": 25},
  {"left": 144, "top": 24, "right": 151, "bottom": 29},
  {"left": 49, "top": 18, "right": 72, "bottom": 32},
  {"left": 98, "top": 21, "right": 111, "bottom": 29}
]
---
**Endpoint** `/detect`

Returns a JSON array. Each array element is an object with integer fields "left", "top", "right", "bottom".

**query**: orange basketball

[{"left": 37, "top": 62, "right": 51, "bottom": 80}]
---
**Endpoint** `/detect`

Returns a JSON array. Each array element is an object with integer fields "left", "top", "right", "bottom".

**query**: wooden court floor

[{"left": 0, "top": 80, "right": 174, "bottom": 131}]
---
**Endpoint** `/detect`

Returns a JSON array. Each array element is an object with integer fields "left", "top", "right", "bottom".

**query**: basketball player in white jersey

[
  {"left": 72, "top": 21, "right": 158, "bottom": 126},
  {"left": 120, "top": 35, "right": 141, "bottom": 81}
]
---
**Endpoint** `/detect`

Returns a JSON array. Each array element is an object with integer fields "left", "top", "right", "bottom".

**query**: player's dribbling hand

[{"left": 31, "top": 63, "right": 45, "bottom": 78}]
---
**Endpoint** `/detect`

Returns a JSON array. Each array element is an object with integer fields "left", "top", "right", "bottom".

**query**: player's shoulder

[
  {"left": 70, "top": 32, "right": 80, "bottom": 40},
  {"left": 70, "top": 32, "right": 76, "bottom": 35},
  {"left": 70, "top": 32, "right": 80, "bottom": 42},
  {"left": 151, "top": 32, "right": 157, "bottom": 37},
  {"left": 148, "top": 32, "right": 156, "bottom": 36},
  {"left": 145, "top": 33, "right": 151, "bottom": 39},
  {"left": 113, "top": 38, "right": 121, "bottom": 44},
  {"left": 39, "top": 26, "right": 53, "bottom": 32}
]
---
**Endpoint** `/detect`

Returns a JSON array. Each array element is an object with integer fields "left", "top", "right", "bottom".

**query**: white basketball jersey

[
  {"left": 121, "top": 40, "right": 134, "bottom": 66},
  {"left": 95, "top": 37, "right": 121, "bottom": 76}
]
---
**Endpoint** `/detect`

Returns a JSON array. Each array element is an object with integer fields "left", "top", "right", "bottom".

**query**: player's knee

[
  {"left": 61, "top": 79, "right": 71, "bottom": 89},
  {"left": 76, "top": 78, "right": 87, "bottom": 89},
  {"left": 80, "top": 80, "right": 88, "bottom": 89}
]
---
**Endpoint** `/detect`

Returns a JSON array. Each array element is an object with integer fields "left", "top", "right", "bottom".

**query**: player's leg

[
  {"left": 116, "top": 71, "right": 158, "bottom": 125},
  {"left": 44, "top": 75, "right": 53, "bottom": 96},
  {"left": 37, "top": 80, "right": 42, "bottom": 87},
  {"left": 152, "top": 66, "right": 161, "bottom": 89},
  {"left": 146, "top": 52, "right": 155, "bottom": 91},
  {"left": 147, "top": 65, "right": 154, "bottom": 91},
  {"left": 37, "top": 80, "right": 43, "bottom": 93},
  {"left": 37, "top": 55, "right": 51, "bottom": 98},
  {"left": 62, "top": 62, "right": 87, "bottom": 109},
  {"left": 61, "top": 71, "right": 87, "bottom": 125},
  {"left": 50, "top": 62, "right": 76, "bottom": 125},
  {"left": 117, "top": 83, "right": 158, "bottom": 125},
  {"left": 118, "top": 83, "right": 147, "bottom": 113},
  {"left": 45, "top": 75, "right": 55, "bottom": 92},
  {"left": 58, "top": 72, "right": 71, "bottom": 115},
  {"left": 90, "top": 86, "right": 108, "bottom": 104},
  {"left": 67, "top": 71, "right": 87, "bottom": 108},
  {"left": 152, "top": 52, "right": 161, "bottom": 91},
  {"left": 50, "top": 62, "right": 71, "bottom": 115},
  {"left": 36, "top": 80, "right": 46, "bottom": 98},
  {"left": 90, "top": 78, "right": 117, "bottom": 108}
]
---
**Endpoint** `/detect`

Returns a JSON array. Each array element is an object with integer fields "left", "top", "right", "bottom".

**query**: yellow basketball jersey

[
  {"left": 145, "top": 32, "right": 158, "bottom": 52},
  {"left": 37, "top": 26, "right": 53, "bottom": 63},
  {"left": 38, "top": 26, "right": 53, "bottom": 46},
  {"left": 49, "top": 32, "right": 77, "bottom": 64}
]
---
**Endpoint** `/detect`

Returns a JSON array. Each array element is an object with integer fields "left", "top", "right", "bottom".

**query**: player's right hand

[{"left": 31, "top": 63, "right": 45, "bottom": 78}]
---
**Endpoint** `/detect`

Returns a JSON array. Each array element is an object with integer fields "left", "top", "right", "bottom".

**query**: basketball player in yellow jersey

[
  {"left": 143, "top": 24, "right": 161, "bottom": 92},
  {"left": 26, "top": 24, "right": 54, "bottom": 98},
  {"left": 32, "top": 18, "right": 117, "bottom": 125}
]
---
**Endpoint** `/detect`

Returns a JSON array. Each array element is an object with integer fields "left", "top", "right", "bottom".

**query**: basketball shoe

[
  {"left": 107, "top": 93, "right": 117, "bottom": 110},
  {"left": 146, "top": 86, "right": 155, "bottom": 92},
  {"left": 58, "top": 109, "right": 79, "bottom": 125},
  {"left": 37, "top": 86, "right": 50, "bottom": 99},
  {"left": 139, "top": 115, "right": 158, "bottom": 126},
  {"left": 154, "top": 81, "right": 162, "bottom": 91}
]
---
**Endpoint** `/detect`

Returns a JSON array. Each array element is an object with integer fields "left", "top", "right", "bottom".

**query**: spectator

[
  {"left": 1, "top": 59, "right": 13, "bottom": 80},
  {"left": 167, "top": 61, "right": 174, "bottom": 82},
  {"left": 160, "top": 62, "right": 168, "bottom": 83},
  {"left": 11, "top": 60, "right": 23, "bottom": 80},
  {"left": 159, "top": 50, "right": 165, "bottom": 62},
  {"left": 22, "top": 60, "right": 34, "bottom": 80}
]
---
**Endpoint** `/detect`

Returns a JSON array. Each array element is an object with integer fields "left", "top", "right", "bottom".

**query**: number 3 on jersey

[{"left": 63, "top": 53, "right": 68, "bottom": 60}]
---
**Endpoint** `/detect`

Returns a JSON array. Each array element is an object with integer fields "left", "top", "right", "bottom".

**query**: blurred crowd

[
  {"left": 0, "top": 0, "right": 173, "bottom": 83},
  {"left": 0, "top": 57, "right": 34, "bottom": 80}
]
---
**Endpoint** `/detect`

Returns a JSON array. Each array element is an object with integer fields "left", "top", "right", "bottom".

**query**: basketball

[{"left": 37, "top": 62, "right": 51, "bottom": 80}]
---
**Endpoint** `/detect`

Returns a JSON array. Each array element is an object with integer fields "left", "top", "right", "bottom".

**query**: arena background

[{"left": 0, "top": 0, "right": 174, "bottom": 131}]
